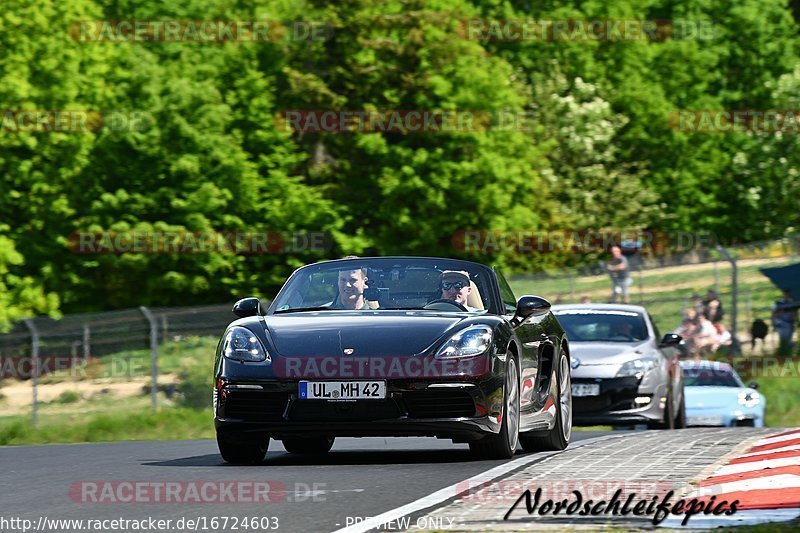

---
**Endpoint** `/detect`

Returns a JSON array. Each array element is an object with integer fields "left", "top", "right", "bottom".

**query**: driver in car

[
  {"left": 331, "top": 266, "right": 371, "bottom": 309},
  {"left": 439, "top": 270, "right": 479, "bottom": 312}
]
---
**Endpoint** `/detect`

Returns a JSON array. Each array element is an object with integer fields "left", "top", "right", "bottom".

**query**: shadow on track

[{"left": 141, "top": 448, "right": 515, "bottom": 468}]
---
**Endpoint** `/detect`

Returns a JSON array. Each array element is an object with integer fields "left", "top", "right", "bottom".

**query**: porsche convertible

[{"left": 213, "top": 256, "right": 572, "bottom": 464}]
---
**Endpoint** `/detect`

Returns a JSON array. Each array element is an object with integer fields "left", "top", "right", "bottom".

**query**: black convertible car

[{"left": 213, "top": 256, "right": 572, "bottom": 463}]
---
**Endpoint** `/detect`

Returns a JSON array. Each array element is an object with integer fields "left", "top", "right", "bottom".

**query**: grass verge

[{"left": 0, "top": 406, "right": 213, "bottom": 446}]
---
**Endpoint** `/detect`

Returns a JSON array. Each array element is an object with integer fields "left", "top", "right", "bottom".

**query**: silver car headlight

[
  {"left": 435, "top": 325, "right": 493, "bottom": 358},
  {"left": 222, "top": 326, "right": 270, "bottom": 363},
  {"left": 616, "top": 357, "right": 657, "bottom": 377},
  {"left": 738, "top": 391, "right": 761, "bottom": 408}
]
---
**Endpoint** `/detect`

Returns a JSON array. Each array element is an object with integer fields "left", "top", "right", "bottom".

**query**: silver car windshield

[{"left": 554, "top": 310, "right": 648, "bottom": 342}]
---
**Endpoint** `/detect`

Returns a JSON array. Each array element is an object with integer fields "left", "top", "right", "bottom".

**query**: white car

[{"left": 553, "top": 304, "right": 685, "bottom": 429}]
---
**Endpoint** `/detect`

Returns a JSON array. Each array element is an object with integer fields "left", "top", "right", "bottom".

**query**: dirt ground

[{"left": 0, "top": 376, "right": 175, "bottom": 416}]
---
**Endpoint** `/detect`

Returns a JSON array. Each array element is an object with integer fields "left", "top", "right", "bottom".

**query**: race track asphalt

[{"left": 0, "top": 431, "right": 611, "bottom": 532}]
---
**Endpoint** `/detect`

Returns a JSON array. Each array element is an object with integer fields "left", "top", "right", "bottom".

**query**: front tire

[
  {"left": 281, "top": 437, "right": 335, "bottom": 454},
  {"left": 470, "top": 356, "right": 520, "bottom": 460},
  {"left": 648, "top": 389, "right": 676, "bottom": 430},
  {"left": 519, "top": 350, "right": 572, "bottom": 452},
  {"left": 217, "top": 431, "right": 269, "bottom": 465}
]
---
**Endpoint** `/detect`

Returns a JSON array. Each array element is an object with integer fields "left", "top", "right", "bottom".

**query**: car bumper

[
  {"left": 686, "top": 409, "right": 764, "bottom": 427},
  {"left": 214, "top": 377, "right": 504, "bottom": 441},
  {"left": 571, "top": 376, "right": 666, "bottom": 425}
]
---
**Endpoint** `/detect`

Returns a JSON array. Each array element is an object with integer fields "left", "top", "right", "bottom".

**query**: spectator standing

[
  {"left": 772, "top": 289, "right": 798, "bottom": 356},
  {"left": 606, "top": 246, "right": 632, "bottom": 304}
]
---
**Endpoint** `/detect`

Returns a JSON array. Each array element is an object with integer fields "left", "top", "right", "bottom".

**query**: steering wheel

[{"left": 424, "top": 298, "right": 469, "bottom": 311}]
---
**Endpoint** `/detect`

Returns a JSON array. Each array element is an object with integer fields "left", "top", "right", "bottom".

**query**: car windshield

[
  {"left": 554, "top": 309, "right": 649, "bottom": 342},
  {"left": 269, "top": 257, "right": 494, "bottom": 313},
  {"left": 682, "top": 366, "right": 743, "bottom": 387}
]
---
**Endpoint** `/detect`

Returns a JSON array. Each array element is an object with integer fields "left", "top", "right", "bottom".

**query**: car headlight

[
  {"left": 435, "top": 325, "right": 493, "bottom": 358},
  {"left": 616, "top": 357, "right": 657, "bottom": 377},
  {"left": 738, "top": 391, "right": 761, "bottom": 408},
  {"left": 222, "top": 326, "right": 270, "bottom": 363}
]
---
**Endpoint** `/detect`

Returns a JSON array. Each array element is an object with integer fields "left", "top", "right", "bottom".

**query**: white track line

[
  {"left": 330, "top": 434, "right": 621, "bottom": 533},
  {"left": 752, "top": 431, "right": 800, "bottom": 447},
  {"left": 739, "top": 444, "right": 800, "bottom": 458},
  {"left": 690, "top": 474, "right": 800, "bottom": 497},
  {"left": 713, "top": 457, "right": 800, "bottom": 477}
]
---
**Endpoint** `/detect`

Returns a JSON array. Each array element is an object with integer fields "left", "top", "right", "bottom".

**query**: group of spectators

[{"left": 674, "top": 290, "right": 732, "bottom": 359}]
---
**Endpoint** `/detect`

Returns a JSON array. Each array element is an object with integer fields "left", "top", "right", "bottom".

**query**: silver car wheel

[
  {"left": 560, "top": 353, "right": 572, "bottom": 442},
  {"left": 506, "top": 358, "right": 520, "bottom": 450}
]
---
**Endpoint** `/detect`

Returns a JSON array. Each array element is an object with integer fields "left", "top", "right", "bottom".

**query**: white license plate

[
  {"left": 572, "top": 383, "right": 600, "bottom": 397},
  {"left": 299, "top": 381, "right": 386, "bottom": 400},
  {"left": 688, "top": 415, "right": 724, "bottom": 426}
]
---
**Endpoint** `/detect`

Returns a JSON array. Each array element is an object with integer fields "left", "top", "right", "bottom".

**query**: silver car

[{"left": 552, "top": 304, "right": 685, "bottom": 429}]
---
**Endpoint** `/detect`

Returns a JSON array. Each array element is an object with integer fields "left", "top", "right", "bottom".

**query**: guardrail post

[
  {"left": 82, "top": 324, "right": 90, "bottom": 361},
  {"left": 716, "top": 246, "right": 741, "bottom": 355},
  {"left": 139, "top": 306, "right": 159, "bottom": 410},
  {"left": 23, "top": 319, "right": 39, "bottom": 426}
]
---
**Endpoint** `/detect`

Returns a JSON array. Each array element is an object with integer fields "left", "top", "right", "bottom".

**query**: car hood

[
  {"left": 262, "top": 312, "right": 467, "bottom": 357},
  {"left": 685, "top": 386, "right": 755, "bottom": 409},
  {"left": 569, "top": 341, "right": 653, "bottom": 378}
]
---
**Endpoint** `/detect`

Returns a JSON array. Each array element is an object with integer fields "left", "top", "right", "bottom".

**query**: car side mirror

[
  {"left": 515, "top": 295, "right": 551, "bottom": 320},
  {"left": 748, "top": 381, "right": 759, "bottom": 390},
  {"left": 660, "top": 333, "right": 682, "bottom": 347},
  {"left": 232, "top": 297, "right": 261, "bottom": 318}
]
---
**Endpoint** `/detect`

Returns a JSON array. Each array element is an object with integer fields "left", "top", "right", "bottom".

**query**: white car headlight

[
  {"left": 738, "top": 391, "right": 761, "bottom": 408},
  {"left": 435, "top": 325, "right": 493, "bottom": 358},
  {"left": 222, "top": 326, "right": 270, "bottom": 362},
  {"left": 616, "top": 357, "right": 657, "bottom": 377}
]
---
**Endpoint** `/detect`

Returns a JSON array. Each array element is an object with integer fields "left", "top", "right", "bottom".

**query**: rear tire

[
  {"left": 519, "top": 350, "right": 572, "bottom": 452},
  {"left": 281, "top": 437, "right": 335, "bottom": 454},
  {"left": 217, "top": 432, "right": 269, "bottom": 465},
  {"left": 674, "top": 388, "right": 687, "bottom": 429},
  {"left": 470, "top": 356, "right": 520, "bottom": 460}
]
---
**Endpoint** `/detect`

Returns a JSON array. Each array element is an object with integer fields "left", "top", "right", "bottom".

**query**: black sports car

[{"left": 213, "top": 256, "right": 572, "bottom": 464}]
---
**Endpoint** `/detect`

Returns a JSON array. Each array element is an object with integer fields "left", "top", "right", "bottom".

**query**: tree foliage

[{"left": 1, "top": 0, "right": 798, "bottom": 321}]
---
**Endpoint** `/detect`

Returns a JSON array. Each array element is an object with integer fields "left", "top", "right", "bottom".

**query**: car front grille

[
  {"left": 219, "top": 390, "right": 289, "bottom": 421},
  {"left": 572, "top": 377, "right": 641, "bottom": 413},
  {"left": 403, "top": 389, "right": 476, "bottom": 418},
  {"left": 288, "top": 398, "right": 403, "bottom": 421}
]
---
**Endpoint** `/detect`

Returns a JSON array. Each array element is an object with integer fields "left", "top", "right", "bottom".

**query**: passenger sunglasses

[{"left": 440, "top": 281, "right": 467, "bottom": 291}]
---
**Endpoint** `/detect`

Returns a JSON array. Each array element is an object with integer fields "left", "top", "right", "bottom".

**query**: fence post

[
  {"left": 716, "top": 246, "right": 741, "bottom": 355},
  {"left": 139, "top": 306, "right": 159, "bottom": 410},
  {"left": 745, "top": 290, "right": 752, "bottom": 335},
  {"left": 713, "top": 260, "right": 719, "bottom": 293},
  {"left": 23, "top": 319, "right": 39, "bottom": 426},
  {"left": 82, "top": 324, "right": 90, "bottom": 361},
  {"left": 161, "top": 314, "right": 169, "bottom": 344}
]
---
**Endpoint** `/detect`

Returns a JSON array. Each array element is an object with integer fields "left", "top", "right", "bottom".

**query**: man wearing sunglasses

[{"left": 439, "top": 270, "right": 479, "bottom": 311}]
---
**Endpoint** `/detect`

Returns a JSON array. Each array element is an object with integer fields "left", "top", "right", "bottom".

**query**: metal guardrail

[{"left": 0, "top": 302, "right": 251, "bottom": 424}]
